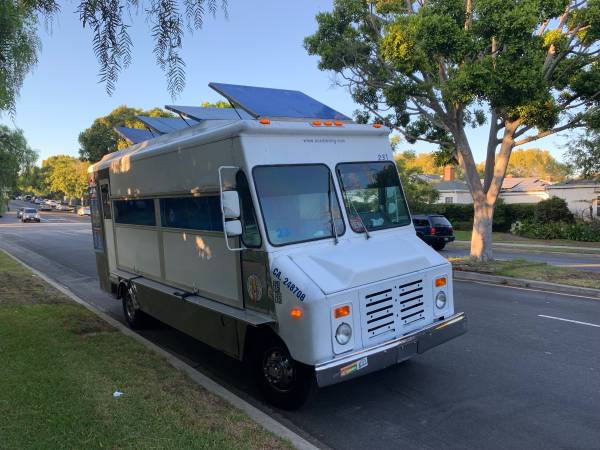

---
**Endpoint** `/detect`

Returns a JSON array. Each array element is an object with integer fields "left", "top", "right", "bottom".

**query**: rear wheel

[
  {"left": 432, "top": 241, "right": 446, "bottom": 251},
  {"left": 253, "top": 334, "right": 316, "bottom": 410},
  {"left": 122, "top": 283, "right": 149, "bottom": 329}
]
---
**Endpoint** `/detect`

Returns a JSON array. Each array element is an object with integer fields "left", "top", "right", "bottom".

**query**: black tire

[
  {"left": 121, "top": 283, "right": 149, "bottom": 329},
  {"left": 432, "top": 241, "right": 446, "bottom": 251},
  {"left": 253, "top": 334, "right": 317, "bottom": 410}
]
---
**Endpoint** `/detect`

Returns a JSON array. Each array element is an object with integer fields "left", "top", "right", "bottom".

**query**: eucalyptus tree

[{"left": 305, "top": 0, "right": 600, "bottom": 260}]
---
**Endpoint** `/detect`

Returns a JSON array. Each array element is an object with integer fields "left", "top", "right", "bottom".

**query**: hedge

[{"left": 427, "top": 202, "right": 537, "bottom": 232}]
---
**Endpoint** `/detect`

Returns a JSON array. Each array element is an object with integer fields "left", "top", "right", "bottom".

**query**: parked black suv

[{"left": 412, "top": 214, "right": 455, "bottom": 250}]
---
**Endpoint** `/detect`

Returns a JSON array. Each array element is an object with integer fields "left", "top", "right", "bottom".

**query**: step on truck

[{"left": 88, "top": 83, "right": 467, "bottom": 409}]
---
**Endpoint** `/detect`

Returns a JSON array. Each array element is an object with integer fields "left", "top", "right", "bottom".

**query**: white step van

[{"left": 88, "top": 83, "right": 467, "bottom": 409}]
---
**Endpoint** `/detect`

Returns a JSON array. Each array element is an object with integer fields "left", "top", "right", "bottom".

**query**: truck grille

[{"left": 359, "top": 276, "right": 428, "bottom": 345}]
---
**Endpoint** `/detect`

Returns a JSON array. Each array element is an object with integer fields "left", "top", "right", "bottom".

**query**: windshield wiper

[{"left": 327, "top": 178, "right": 339, "bottom": 245}]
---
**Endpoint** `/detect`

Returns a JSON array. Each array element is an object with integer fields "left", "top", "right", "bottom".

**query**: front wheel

[{"left": 254, "top": 335, "right": 316, "bottom": 410}]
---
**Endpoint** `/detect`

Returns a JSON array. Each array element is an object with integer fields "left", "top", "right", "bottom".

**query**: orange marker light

[
  {"left": 334, "top": 121, "right": 344, "bottom": 127},
  {"left": 259, "top": 119, "right": 270, "bottom": 125},
  {"left": 312, "top": 120, "right": 322, "bottom": 126},
  {"left": 435, "top": 277, "right": 447, "bottom": 288},
  {"left": 334, "top": 305, "right": 351, "bottom": 318},
  {"left": 373, "top": 123, "right": 382, "bottom": 128},
  {"left": 290, "top": 307, "right": 303, "bottom": 319},
  {"left": 324, "top": 121, "right": 333, "bottom": 127}
]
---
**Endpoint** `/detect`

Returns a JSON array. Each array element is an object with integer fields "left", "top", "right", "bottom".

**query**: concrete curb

[
  {"left": 453, "top": 240, "right": 600, "bottom": 255},
  {"left": 2, "top": 249, "right": 320, "bottom": 450},
  {"left": 454, "top": 270, "right": 600, "bottom": 300}
]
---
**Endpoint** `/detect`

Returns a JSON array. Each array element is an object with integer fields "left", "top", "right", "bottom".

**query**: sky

[{"left": 1, "top": 1, "right": 573, "bottom": 163}]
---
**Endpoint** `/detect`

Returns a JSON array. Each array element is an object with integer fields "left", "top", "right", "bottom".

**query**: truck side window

[
  {"left": 100, "top": 183, "right": 112, "bottom": 220},
  {"left": 159, "top": 196, "right": 223, "bottom": 232},
  {"left": 113, "top": 199, "right": 156, "bottom": 226},
  {"left": 236, "top": 171, "right": 261, "bottom": 248}
]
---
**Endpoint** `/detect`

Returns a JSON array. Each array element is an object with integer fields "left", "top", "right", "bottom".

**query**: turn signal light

[
  {"left": 435, "top": 277, "right": 447, "bottom": 288},
  {"left": 373, "top": 123, "right": 382, "bottom": 128},
  {"left": 259, "top": 119, "right": 270, "bottom": 125},
  {"left": 334, "top": 305, "right": 351, "bottom": 318},
  {"left": 290, "top": 307, "right": 303, "bottom": 319}
]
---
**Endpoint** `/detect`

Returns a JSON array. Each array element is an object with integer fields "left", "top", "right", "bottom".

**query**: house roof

[
  {"left": 547, "top": 178, "right": 600, "bottom": 188},
  {"left": 415, "top": 173, "right": 442, "bottom": 183},
  {"left": 436, "top": 181, "right": 470, "bottom": 192},
  {"left": 499, "top": 177, "right": 550, "bottom": 193}
]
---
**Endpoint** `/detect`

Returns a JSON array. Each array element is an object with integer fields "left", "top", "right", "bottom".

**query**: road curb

[
  {"left": 1, "top": 249, "right": 320, "bottom": 450},
  {"left": 454, "top": 270, "right": 600, "bottom": 300},
  {"left": 452, "top": 240, "right": 600, "bottom": 255}
]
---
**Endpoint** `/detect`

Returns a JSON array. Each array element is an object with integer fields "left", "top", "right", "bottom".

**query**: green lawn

[
  {"left": 0, "top": 250, "right": 290, "bottom": 450},
  {"left": 451, "top": 257, "right": 600, "bottom": 289},
  {"left": 453, "top": 230, "right": 600, "bottom": 249}
]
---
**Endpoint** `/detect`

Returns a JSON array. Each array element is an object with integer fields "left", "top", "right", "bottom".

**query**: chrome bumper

[{"left": 314, "top": 312, "right": 467, "bottom": 387}]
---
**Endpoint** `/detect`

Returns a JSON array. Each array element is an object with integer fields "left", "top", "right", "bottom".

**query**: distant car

[
  {"left": 55, "top": 204, "right": 72, "bottom": 211},
  {"left": 77, "top": 206, "right": 91, "bottom": 216},
  {"left": 412, "top": 214, "right": 455, "bottom": 251},
  {"left": 34, "top": 198, "right": 43, "bottom": 205},
  {"left": 21, "top": 208, "right": 41, "bottom": 223},
  {"left": 16, "top": 207, "right": 25, "bottom": 218},
  {"left": 39, "top": 203, "right": 52, "bottom": 211}
]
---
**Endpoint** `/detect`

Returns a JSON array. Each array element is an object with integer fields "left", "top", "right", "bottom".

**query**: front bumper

[{"left": 314, "top": 312, "right": 467, "bottom": 387}]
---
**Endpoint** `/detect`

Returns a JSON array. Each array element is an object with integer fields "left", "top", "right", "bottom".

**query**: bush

[
  {"left": 514, "top": 219, "right": 600, "bottom": 242},
  {"left": 533, "top": 197, "right": 574, "bottom": 224},
  {"left": 432, "top": 202, "right": 536, "bottom": 232}
]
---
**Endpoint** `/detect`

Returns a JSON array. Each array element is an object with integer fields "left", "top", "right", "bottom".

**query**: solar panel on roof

[
  {"left": 114, "top": 127, "right": 156, "bottom": 144},
  {"left": 208, "top": 82, "right": 352, "bottom": 121},
  {"left": 136, "top": 116, "right": 197, "bottom": 134},
  {"left": 165, "top": 105, "right": 253, "bottom": 121}
]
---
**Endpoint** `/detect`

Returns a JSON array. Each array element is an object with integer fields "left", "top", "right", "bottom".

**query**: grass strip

[
  {"left": 0, "top": 250, "right": 290, "bottom": 450},
  {"left": 450, "top": 257, "right": 600, "bottom": 290}
]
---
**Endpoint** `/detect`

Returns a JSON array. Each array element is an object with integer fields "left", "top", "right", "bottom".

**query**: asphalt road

[
  {"left": 2, "top": 200, "right": 600, "bottom": 449},
  {"left": 443, "top": 243, "right": 600, "bottom": 273}
]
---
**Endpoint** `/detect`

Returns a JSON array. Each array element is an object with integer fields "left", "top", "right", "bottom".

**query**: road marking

[{"left": 538, "top": 314, "right": 600, "bottom": 328}]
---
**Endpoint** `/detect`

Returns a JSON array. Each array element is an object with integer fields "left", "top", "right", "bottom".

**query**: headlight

[
  {"left": 435, "top": 291, "right": 447, "bottom": 309},
  {"left": 335, "top": 322, "right": 352, "bottom": 345}
]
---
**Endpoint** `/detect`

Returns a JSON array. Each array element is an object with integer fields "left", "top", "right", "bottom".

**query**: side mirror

[
  {"left": 225, "top": 220, "right": 242, "bottom": 237},
  {"left": 222, "top": 191, "right": 240, "bottom": 219}
]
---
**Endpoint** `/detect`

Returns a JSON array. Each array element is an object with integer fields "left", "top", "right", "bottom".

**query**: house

[
  {"left": 546, "top": 179, "right": 600, "bottom": 220},
  {"left": 430, "top": 168, "right": 550, "bottom": 205}
]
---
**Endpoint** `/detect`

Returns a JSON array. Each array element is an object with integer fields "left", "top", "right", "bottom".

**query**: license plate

[{"left": 444, "top": 237, "right": 449, "bottom": 241}]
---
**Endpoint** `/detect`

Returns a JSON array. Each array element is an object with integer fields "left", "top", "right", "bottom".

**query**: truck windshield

[
  {"left": 336, "top": 161, "right": 411, "bottom": 232},
  {"left": 253, "top": 165, "right": 345, "bottom": 246}
]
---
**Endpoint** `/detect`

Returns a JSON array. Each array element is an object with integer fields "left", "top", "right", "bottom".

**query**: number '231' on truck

[{"left": 87, "top": 83, "right": 467, "bottom": 410}]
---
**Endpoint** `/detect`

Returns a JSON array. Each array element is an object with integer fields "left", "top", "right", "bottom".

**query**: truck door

[{"left": 236, "top": 170, "right": 273, "bottom": 315}]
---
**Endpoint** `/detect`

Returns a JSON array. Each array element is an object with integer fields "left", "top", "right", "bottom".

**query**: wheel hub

[{"left": 263, "top": 349, "right": 295, "bottom": 391}]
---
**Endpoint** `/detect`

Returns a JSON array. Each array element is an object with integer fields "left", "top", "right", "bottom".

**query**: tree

[
  {"left": 42, "top": 155, "right": 88, "bottom": 200},
  {"left": 78, "top": 106, "right": 175, "bottom": 162},
  {"left": 0, "top": 125, "right": 37, "bottom": 193},
  {"left": 566, "top": 131, "right": 600, "bottom": 178},
  {"left": 476, "top": 148, "right": 571, "bottom": 180},
  {"left": 305, "top": 0, "right": 600, "bottom": 260},
  {"left": 0, "top": 0, "right": 226, "bottom": 114}
]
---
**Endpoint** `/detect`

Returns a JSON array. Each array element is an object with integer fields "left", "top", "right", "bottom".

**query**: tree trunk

[{"left": 470, "top": 201, "right": 494, "bottom": 261}]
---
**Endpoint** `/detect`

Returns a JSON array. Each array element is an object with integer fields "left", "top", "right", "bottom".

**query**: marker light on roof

[
  {"left": 324, "top": 121, "right": 333, "bottom": 126},
  {"left": 334, "top": 121, "right": 344, "bottom": 126},
  {"left": 312, "top": 120, "right": 322, "bottom": 126},
  {"left": 373, "top": 123, "right": 382, "bottom": 128}
]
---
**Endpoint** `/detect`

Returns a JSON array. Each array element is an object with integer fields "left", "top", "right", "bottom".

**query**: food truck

[{"left": 88, "top": 83, "right": 467, "bottom": 409}]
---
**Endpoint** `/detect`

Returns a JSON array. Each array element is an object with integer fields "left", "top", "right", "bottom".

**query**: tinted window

[
  {"left": 100, "top": 183, "right": 112, "bottom": 219},
  {"left": 25, "top": 208, "right": 36, "bottom": 213},
  {"left": 413, "top": 219, "right": 429, "bottom": 227},
  {"left": 430, "top": 216, "right": 451, "bottom": 226},
  {"left": 236, "top": 171, "right": 261, "bottom": 247},
  {"left": 160, "top": 196, "right": 223, "bottom": 232},
  {"left": 113, "top": 199, "right": 156, "bottom": 226}
]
